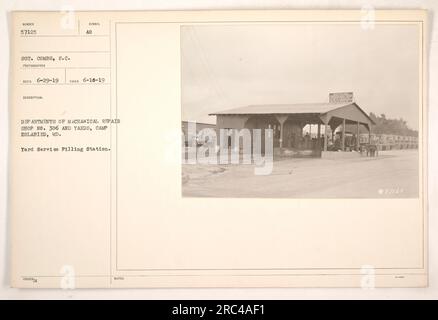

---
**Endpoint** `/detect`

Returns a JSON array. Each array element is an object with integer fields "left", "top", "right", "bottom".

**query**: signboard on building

[{"left": 329, "top": 92, "right": 354, "bottom": 104}]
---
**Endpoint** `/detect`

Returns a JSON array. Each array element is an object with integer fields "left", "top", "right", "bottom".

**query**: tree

[{"left": 369, "top": 113, "right": 418, "bottom": 137}]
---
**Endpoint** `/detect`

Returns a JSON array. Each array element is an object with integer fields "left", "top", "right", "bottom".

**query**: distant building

[
  {"left": 359, "top": 133, "right": 418, "bottom": 150},
  {"left": 181, "top": 120, "right": 216, "bottom": 146}
]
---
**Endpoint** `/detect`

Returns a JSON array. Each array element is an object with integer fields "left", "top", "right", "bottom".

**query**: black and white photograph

[
  {"left": 2, "top": 6, "right": 433, "bottom": 295},
  {"left": 181, "top": 23, "right": 421, "bottom": 198}
]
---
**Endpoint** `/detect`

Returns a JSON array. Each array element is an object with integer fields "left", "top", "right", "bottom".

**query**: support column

[
  {"left": 368, "top": 125, "right": 372, "bottom": 144},
  {"left": 317, "top": 123, "right": 321, "bottom": 151},
  {"left": 324, "top": 124, "right": 328, "bottom": 151},
  {"left": 319, "top": 114, "right": 330, "bottom": 152},
  {"left": 341, "top": 118, "right": 346, "bottom": 151},
  {"left": 356, "top": 121, "right": 360, "bottom": 150},
  {"left": 275, "top": 115, "right": 288, "bottom": 150},
  {"left": 279, "top": 122, "right": 284, "bottom": 148}
]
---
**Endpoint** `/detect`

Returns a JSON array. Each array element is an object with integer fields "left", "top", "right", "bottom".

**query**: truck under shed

[{"left": 209, "top": 101, "right": 376, "bottom": 156}]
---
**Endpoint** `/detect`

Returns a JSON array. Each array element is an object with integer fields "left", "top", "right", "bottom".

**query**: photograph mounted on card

[{"left": 9, "top": 10, "right": 428, "bottom": 288}]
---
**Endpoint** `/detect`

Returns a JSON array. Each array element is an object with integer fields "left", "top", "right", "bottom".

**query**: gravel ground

[{"left": 182, "top": 149, "right": 419, "bottom": 198}]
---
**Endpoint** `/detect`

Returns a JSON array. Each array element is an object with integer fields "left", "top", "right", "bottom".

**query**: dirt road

[{"left": 182, "top": 150, "right": 419, "bottom": 198}]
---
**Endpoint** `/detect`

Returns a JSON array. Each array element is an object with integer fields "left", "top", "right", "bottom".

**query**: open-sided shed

[{"left": 209, "top": 102, "right": 375, "bottom": 154}]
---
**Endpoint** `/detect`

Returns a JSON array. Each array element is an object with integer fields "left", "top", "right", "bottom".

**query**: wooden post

[
  {"left": 368, "top": 125, "right": 372, "bottom": 144},
  {"left": 341, "top": 118, "right": 346, "bottom": 151},
  {"left": 356, "top": 121, "right": 360, "bottom": 150},
  {"left": 279, "top": 122, "right": 284, "bottom": 148},
  {"left": 324, "top": 124, "right": 328, "bottom": 151},
  {"left": 317, "top": 123, "right": 321, "bottom": 151},
  {"left": 275, "top": 115, "right": 288, "bottom": 150}
]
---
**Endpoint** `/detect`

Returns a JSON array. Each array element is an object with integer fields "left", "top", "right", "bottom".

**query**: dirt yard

[{"left": 182, "top": 149, "right": 419, "bottom": 198}]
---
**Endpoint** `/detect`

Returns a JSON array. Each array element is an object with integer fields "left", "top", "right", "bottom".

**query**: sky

[{"left": 181, "top": 23, "right": 420, "bottom": 130}]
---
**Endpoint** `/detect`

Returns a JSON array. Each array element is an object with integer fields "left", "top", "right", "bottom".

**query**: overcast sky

[{"left": 181, "top": 23, "right": 420, "bottom": 130}]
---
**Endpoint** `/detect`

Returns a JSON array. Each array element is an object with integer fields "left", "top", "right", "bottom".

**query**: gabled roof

[
  {"left": 209, "top": 102, "right": 375, "bottom": 125},
  {"left": 181, "top": 120, "right": 216, "bottom": 126},
  {"left": 209, "top": 103, "right": 347, "bottom": 115}
]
